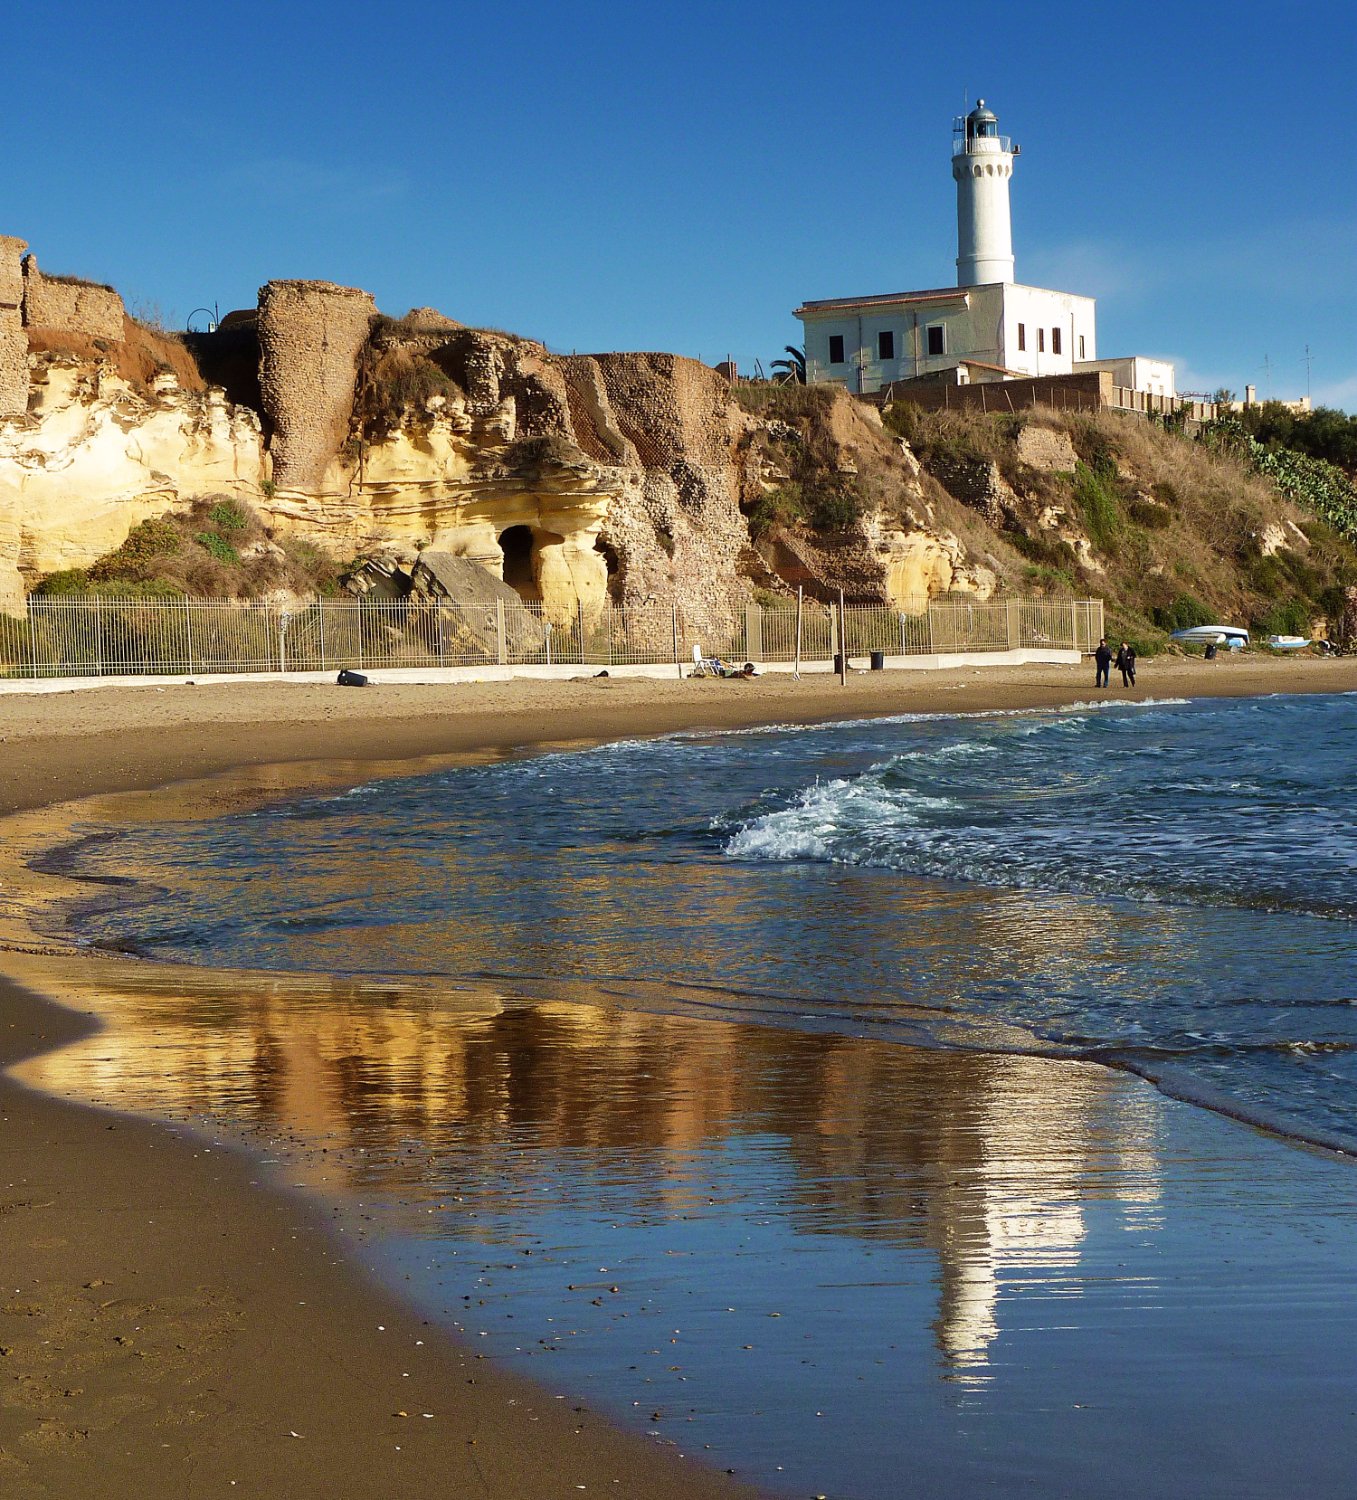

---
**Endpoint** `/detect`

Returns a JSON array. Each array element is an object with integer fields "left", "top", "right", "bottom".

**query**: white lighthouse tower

[{"left": 952, "top": 99, "right": 1017, "bottom": 287}]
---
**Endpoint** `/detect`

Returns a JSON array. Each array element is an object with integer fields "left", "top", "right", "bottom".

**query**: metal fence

[{"left": 0, "top": 595, "right": 1103, "bottom": 681}]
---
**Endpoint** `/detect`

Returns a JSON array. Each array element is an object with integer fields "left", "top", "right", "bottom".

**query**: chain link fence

[{"left": 0, "top": 595, "right": 1102, "bottom": 681}]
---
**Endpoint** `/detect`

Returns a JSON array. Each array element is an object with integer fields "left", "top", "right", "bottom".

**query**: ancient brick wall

[
  {"left": 21, "top": 256, "right": 125, "bottom": 341},
  {"left": 257, "top": 280, "right": 375, "bottom": 489},
  {"left": 0, "top": 236, "right": 28, "bottom": 417}
]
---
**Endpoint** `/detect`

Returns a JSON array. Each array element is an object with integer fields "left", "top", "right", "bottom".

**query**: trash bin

[
  {"left": 1203, "top": 644, "right": 1217, "bottom": 661},
  {"left": 833, "top": 653, "right": 844, "bottom": 675},
  {"left": 870, "top": 650, "right": 885, "bottom": 671},
  {"left": 337, "top": 669, "right": 369, "bottom": 686}
]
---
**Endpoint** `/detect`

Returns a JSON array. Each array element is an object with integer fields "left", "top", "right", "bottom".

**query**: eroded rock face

[{"left": 0, "top": 360, "right": 264, "bottom": 610}]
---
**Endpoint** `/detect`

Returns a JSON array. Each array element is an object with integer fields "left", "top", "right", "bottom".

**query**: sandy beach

[{"left": 3, "top": 652, "right": 1357, "bottom": 1497}]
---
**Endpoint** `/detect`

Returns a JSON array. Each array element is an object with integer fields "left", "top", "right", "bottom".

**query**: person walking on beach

[
  {"left": 1094, "top": 638, "right": 1112, "bottom": 689},
  {"left": 1115, "top": 640, "right": 1137, "bottom": 688}
]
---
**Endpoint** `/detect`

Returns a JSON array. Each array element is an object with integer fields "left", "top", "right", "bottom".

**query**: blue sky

[{"left": 10, "top": 1, "right": 1355, "bottom": 408}]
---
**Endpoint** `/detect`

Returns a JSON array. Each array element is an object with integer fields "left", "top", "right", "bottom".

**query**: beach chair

[{"left": 690, "top": 644, "right": 722, "bottom": 678}]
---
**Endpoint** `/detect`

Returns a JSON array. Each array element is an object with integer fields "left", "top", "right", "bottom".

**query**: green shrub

[
  {"left": 32, "top": 568, "right": 94, "bottom": 596},
  {"left": 91, "top": 517, "right": 180, "bottom": 575},
  {"left": 1022, "top": 564, "right": 1079, "bottom": 594},
  {"left": 195, "top": 531, "right": 239, "bottom": 564},
  {"left": 89, "top": 578, "right": 186, "bottom": 599},
  {"left": 748, "top": 484, "right": 807, "bottom": 538},
  {"left": 1128, "top": 498, "right": 1172, "bottom": 529},
  {"left": 881, "top": 401, "right": 923, "bottom": 446},
  {"left": 1071, "top": 460, "right": 1124, "bottom": 552},
  {"left": 1252, "top": 599, "right": 1311, "bottom": 638},
  {"left": 807, "top": 480, "right": 867, "bottom": 532},
  {"left": 207, "top": 500, "right": 248, "bottom": 531},
  {"left": 1150, "top": 592, "right": 1215, "bottom": 631},
  {"left": 1007, "top": 529, "right": 1079, "bottom": 569}
]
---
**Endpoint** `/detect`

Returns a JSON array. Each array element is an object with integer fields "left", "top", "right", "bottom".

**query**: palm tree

[{"left": 770, "top": 345, "right": 806, "bottom": 385}]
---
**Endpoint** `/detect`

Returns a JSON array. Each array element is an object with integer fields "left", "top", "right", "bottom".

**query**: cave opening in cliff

[
  {"left": 594, "top": 536, "right": 624, "bottom": 601},
  {"left": 499, "top": 525, "right": 541, "bottom": 601}
]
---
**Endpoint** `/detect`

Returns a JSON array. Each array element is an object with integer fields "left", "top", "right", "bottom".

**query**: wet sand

[{"left": 2, "top": 654, "right": 1356, "bottom": 1495}]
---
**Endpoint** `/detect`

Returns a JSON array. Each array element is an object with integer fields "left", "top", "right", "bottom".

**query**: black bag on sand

[{"left": 337, "top": 669, "right": 368, "bottom": 687}]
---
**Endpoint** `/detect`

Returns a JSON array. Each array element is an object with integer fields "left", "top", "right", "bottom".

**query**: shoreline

[{"left": 4, "top": 655, "right": 1356, "bottom": 1493}]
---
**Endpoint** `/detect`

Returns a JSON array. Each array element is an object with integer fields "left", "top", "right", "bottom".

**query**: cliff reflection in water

[{"left": 25, "top": 957, "right": 1163, "bottom": 1382}]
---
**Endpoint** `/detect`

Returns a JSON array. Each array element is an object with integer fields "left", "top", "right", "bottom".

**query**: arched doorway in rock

[{"left": 498, "top": 525, "right": 540, "bottom": 601}]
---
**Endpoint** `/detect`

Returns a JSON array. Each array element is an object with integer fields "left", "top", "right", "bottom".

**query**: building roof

[
  {"left": 959, "top": 357, "right": 1021, "bottom": 376},
  {"left": 794, "top": 281, "right": 1096, "bottom": 319},
  {"left": 793, "top": 286, "right": 971, "bottom": 317}
]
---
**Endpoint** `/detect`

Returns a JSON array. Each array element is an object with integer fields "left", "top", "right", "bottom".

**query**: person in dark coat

[
  {"left": 1094, "top": 638, "right": 1112, "bottom": 688},
  {"left": 1115, "top": 641, "right": 1137, "bottom": 687}
]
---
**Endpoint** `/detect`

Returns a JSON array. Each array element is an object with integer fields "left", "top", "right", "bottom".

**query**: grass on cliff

[
  {"left": 32, "top": 498, "right": 346, "bottom": 600},
  {"left": 881, "top": 402, "right": 1357, "bottom": 644},
  {"left": 353, "top": 344, "right": 459, "bottom": 443}
]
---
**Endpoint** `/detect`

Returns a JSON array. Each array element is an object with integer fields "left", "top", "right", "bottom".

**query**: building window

[
  {"left": 1017, "top": 323, "right": 1026, "bottom": 352},
  {"left": 1052, "top": 327, "right": 1062, "bottom": 355},
  {"left": 828, "top": 334, "right": 845, "bottom": 365},
  {"left": 927, "top": 325, "right": 945, "bottom": 356},
  {"left": 878, "top": 330, "right": 895, "bottom": 361},
  {"left": 1079, "top": 335, "right": 1086, "bottom": 360},
  {"left": 1037, "top": 328, "right": 1045, "bottom": 353}
]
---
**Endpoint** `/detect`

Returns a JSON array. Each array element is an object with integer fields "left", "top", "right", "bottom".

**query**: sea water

[{"left": 57, "top": 692, "right": 1357, "bottom": 1497}]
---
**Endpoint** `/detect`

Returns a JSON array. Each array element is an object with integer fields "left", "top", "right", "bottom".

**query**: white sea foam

[{"left": 723, "top": 774, "right": 957, "bottom": 865}]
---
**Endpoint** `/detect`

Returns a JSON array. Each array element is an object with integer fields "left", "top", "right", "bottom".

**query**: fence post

[
  {"left": 899, "top": 611, "right": 907, "bottom": 659},
  {"left": 794, "top": 586, "right": 803, "bottom": 677},
  {"left": 436, "top": 603, "right": 444, "bottom": 668},
  {"left": 837, "top": 590, "right": 847, "bottom": 685},
  {"left": 94, "top": 594, "right": 104, "bottom": 677},
  {"left": 744, "top": 602, "right": 763, "bottom": 664},
  {"left": 357, "top": 602, "right": 364, "bottom": 671},
  {"left": 672, "top": 601, "right": 681, "bottom": 680},
  {"left": 278, "top": 610, "right": 287, "bottom": 675},
  {"left": 495, "top": 599, "right": 507, "bottom": 665},
  {"left": 26, "top": 600, "right": 38, "bottom": 681},
  {"left": 318, "top": 597, "right": 327, "bottom": 674}
]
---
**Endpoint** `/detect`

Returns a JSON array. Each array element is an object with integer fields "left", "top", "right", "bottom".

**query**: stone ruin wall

[
  {"left": 0, "top": 236, "right": 28, "bottom": 417},
  {"left": 21, "top": 256, "right": 125, "bottom": 341},
  {"left": 257, "top": 280, "right": 376, "bottom": 490}
]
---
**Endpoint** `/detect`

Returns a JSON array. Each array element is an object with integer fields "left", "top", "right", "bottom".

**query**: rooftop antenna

[
  {"left": 1304, "top": 343, "right": 1313, "bottom": 402},
  {"left": 1261, "top": 352, "right": 1272, "bottom": 399}
]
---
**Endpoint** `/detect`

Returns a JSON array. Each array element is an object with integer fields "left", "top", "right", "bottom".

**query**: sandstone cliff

[{"left": 0, "top": 242, "right": 1022, "bottom": 618}]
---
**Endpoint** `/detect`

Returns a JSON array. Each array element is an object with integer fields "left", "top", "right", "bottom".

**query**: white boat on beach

[
  {"left": 1170, "top": 625, "right": 1250, "bottom": 649},
  {"left": 1266, "top": 635, "right": 1310, "bottom": 650}
]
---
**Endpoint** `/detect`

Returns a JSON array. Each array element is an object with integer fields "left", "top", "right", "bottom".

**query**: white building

[
  {"left": 795, "top": 101, "right": 1168, "bottom": 400},
  {"left": 1074, "top": 354, "right": 1176, "bottom": 400}
]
